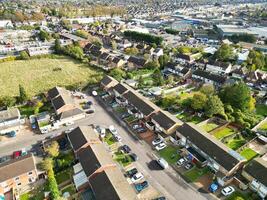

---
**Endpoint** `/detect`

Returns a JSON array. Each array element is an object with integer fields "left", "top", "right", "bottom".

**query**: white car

[
  {"left": 65, "top": 128, "right": 75, "bottom": 134},
  {"left": 177, "top": 157, "right": 188, "bottom": 166},
  {"left": 65, "top": 121, "right": 74, "bottom": 126},
  {"left": 221, "top": 186, "right": 235, "bottom": 196},
  {"left": 95, "top": 126, "right": 106, "bottom": 138},
  {"left": 109, "top": 125, "right": 118, "bottom": 135},
  {"left": 131, "top": 172, "right": 144, "bottom": 183},
  {"left": 114, "top": 134, "right": 122, "bottom": 142},
  {"left": 155, "top": 142, "right": 167, "bottom": 151},
  {"left": 152, "top": 138, "right": 164, "bottom": 146},
  {"left": 92, "top": 91, "right": 98, "bottom": 96}
]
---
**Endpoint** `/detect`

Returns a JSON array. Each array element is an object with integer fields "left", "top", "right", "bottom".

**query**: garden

[
  {"left": 240, "top": 148, "right": 258, "bottom": 161},
  {"left": 200, "top": 122, "right": 219, "bottom": 132},
  {"left": 183, "top": 166, "right": 210, "bottom": 183},
  {"left": 104, "top": 133, "right": 116, "bottom": 146},
  {"left": 212, "top": 127, "right": 236, "bottom": 140},
  {"left": 158, "top": 146, "right": 181, "bottom": 164},
  {"left": 114, "top": 151, "right": 133, "bottom": 167},
  {"left": 255, "top": 104, "right": 267, "bottom": 117}
]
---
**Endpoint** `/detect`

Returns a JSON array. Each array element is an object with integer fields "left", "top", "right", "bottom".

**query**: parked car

[
  {"left": 120, "top": 145, "right": 131, "bottom": 154},
  {"left": 21, "top": 148, "right": 27, "bottom": 156},
  {"left": 132, "top": 123, "right": 142, "bottom": 130},
  {"left": 92, "top": 91, "right": 98, "bottom": 96},
  {"left": 134, "top": 181, "right": 149, "bottom": 193},
  {"left": 131, "top": 172, "right": 144, "bottom": 183},
  {"left": 136, "top": 127, "right": 147, "bottom": 134},
  {"left": 221, "top": 186, "right": 235, "bottom": 196},
  {"left": 126, "top": 168, "right": 138, "bottom": 178},
  {"left": 65, "top": 128, "right": 75, "bottom": 134},
  {"left": 109, "top": 125, "right": 118, "bottom": 135},
  {"left": 152, "top": 137, "right": 164, "bottom": 146},
  {"left": 86, "top": 109, "right": 95, "bottom": 114},
  {"left": 155, "top": 142, "right": 167, "bottom": 151},
  {"left": 157, "top": 158, "right": 169, "bottom": 169},
  {"left": 209, "top": 183, "right": 219, "bottom": 193},
  {"left": 130, "top": 153, "right": 138, "bottom": 161},
  {"left": 13, "top": 151, "right": 21, "bottom": 159},
  {"left": 31, "top": 123, "right": 37, "bottom": 130},
  {"left": 65, "top": 121, "right": 74, "bottom": 126},
  {"left": 153, "top": 197, "right": 166, "bottom": 200},
  {"left": 87, "top": 101, "right": 93, "bottom": 105},
  {"left": 7, "top": 131, "right": 16, "bottom": 137},
  {"left": 177, "top": 157, "right": 188, "bottom": 166},
  {"left": 114, "top": 134, "right": 122, "bottom": 142},
  {"left": 95, "top": 126, "right": 106, "bottom": 138},
  {"left": 184, "top": 162, "right": 194, "bottom": 170},
  {"left": 0, "top": 156, "right": 11, "bottom": 163}
]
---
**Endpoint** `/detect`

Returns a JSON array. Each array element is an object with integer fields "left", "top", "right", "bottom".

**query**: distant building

[
  {"left": 0, "top": 108, "right": 21, "bottom": 135},
  {"left": 216, "top": 25, "right": 259, "bottom": 37}
]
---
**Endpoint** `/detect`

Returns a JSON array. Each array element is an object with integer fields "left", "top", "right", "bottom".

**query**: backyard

[
  {"left": 258, "top": 121, "right": 267, "bottom": 131},
  {"left": 183, "top": 166, "right": 210, "bottom": 183},
  {"left": 0, "top": 55, "right": 103, "bottom": 97},
  {"left": 240, "top": 148, "right": 258, "bottom": 161},
  {"left": 104, "top": 133, "right": 116, "bottom": 146},
  {"left": 255, "top": 104, "right": 267, "bottom": 117},
  {"left": 212, "top": 127, "right": 236, "bottom": 140},
  {"left": 200, "top": 122, "right": 219, "bottom": 132},
  {"left": 114, "top": 151, "right": 133, "bottom": 167}
]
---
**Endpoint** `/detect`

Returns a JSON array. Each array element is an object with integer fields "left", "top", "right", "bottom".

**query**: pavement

[{"left": 0, "top": 95, "right": 215, "bottom": 200}]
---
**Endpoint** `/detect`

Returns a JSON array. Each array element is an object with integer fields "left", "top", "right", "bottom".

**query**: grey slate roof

[
  {"left": 113, "top": 83, "right": 128, "bottom": 95},
  {"left": 58, "top": 108, "right": 84, "bottom": 120},
  {"left": 151, "top": 111, "right": 179, "bottom": 131}
]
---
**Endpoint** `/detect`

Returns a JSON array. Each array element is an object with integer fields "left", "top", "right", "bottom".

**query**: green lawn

[
  {"left": 227, "top": 139, "right": 246, "bottom": 150},
  {"left": 0, "top": 55, "right": 103, "bottom": 97},
  {"left": 128, "top": 68, "right": 154, "bottom": 79},
  {"left": 115, "top": 106, "right": 127, "bottom": 114},
  {"left": 125, "top": 115, "right": 137, "bottom": 123},
  {"left": 55, "top": 168, "right": 73, "bottom": 185},
  {"left": 104, "top": 133, "right": 116, "bottom": 145},
  {"left": 158, "top": 146, "right": 181, "bottom": 164},
  {"left": 190, "top": 115, "right": 204, "bottom": 124},
  {"left": 256, "top": 104, "right": 267, "bottom": 117},
  {"left": 184, "top": 166, "right": 210, "bottom": 182},
  {"left": 114, "top": 151, "right": 133, "bottom": 167},
  {"left": 20, "top": 193, "right": 30, "bottom": 200},
  {"left": 61, "top": 184, "right": 76, "bottom": 195},
  {"left": 259, "top": 121, "right": 267, "bottom": 131},
  {"left": 226, "top": 191, "right": 254, "bottom": 200},
  {"left": 240, "top": 148, "right": 258, "bottom": 161},
  {"left": 213, "top": 127, "right": 236, "bottom": 140},
  {"left": 200, "top": 122, "right": 218, "bottom": 132}
]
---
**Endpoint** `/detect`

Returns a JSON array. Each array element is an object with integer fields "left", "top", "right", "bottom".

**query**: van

[{"left": 157, "top": 158, "right": 169, "bottom": 169}]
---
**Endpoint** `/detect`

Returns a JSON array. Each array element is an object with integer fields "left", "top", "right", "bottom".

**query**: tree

[
  {"left": 75, "top": 30, "right": 89, "bottom": 39},
  {"left": 200, "top": 84, "right": 215, "bottom": 96},
  {"left": 160, "top": 94, "right": 179, "bottom": 108},
  {"left": 246, "top": 50, "right": 265, "bottom": 71},
  {"left": 41, "top": 158, "right": 53, "bottom": 171},
  {"left": 229, "top": 34, "right": 256, "bottom": 43},
  {"left": 109, "top": 68, "right": 126, "bottom": 81},
  {"left": 213, "top": 44, "right": 235, "bottom": 62},
  {"left": 166, "top": 75, "right": 174, "bottom": 85},
  {"left": 47, "top": 169, "right": 60, "bottom": 199},
  {"left": 124, "top": 47, "right": 139, "bottom": 55},
  {"left": 191, "top": 92, "right": 207, "bottom": 111},
  {"left": 205, "top": 95, "right": 225, "bottom": 117},
  {"left": 177, "top": 46, "right": 191, "bottom": 54},
  {"left": 219, "top": 82, "right": 252, "bottom": 111},
  {"left": 34, "top": 101, "right": 43, "bottom": 114},
  {"left": 38, "top": 30, "right": 51, "bottom": 41},
  {"left": 45, "top": 141, "right": 59, "bottom": 158},
  {"left": 31, "top": 12, "right": 44, "bottom": 21},
  {"left": 19, "top": 50, "right": 30, "bottom": 60},
  {"left": 18, "top": 85, "right": 28, "bottom": 103},
  {"left": 144, "top": 61, "right": 160, "bottom": 70},
  {"left": 158, "top": 54, "right": 170, "bottom": 69},
  {"left": 152, "top": 68, "right": 164, "bottom": 86},
  {"left": 138, "top": 76, "right": 145, "bottom": 88},
  {"left": 0, "top": 96, "right": 16, "bottom": 107},
  {"left": 54, "top": 39, "right": 61, "bottom": 54}
]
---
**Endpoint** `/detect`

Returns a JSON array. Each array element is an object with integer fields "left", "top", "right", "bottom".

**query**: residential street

[{"left": 0, "top": 96, "right": 212, "bottom": 200}]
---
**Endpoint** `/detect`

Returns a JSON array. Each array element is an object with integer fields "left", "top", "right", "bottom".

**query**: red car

[{"left": 13, "top": 151, "right": 21, "bottom": 159}]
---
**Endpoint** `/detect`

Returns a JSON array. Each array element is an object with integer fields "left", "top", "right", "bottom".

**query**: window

[
  {"left": 28, "top": 178, "right": 32, "bottom": 183},
  {"left": 28, "top": 171, "right": 33, "bottom": 176},
  {"left": 14, "top": 177, "right": 20, "bottom": 181},
  {"left": 17, "top": 182, "right": 21, "bottom": 186}
]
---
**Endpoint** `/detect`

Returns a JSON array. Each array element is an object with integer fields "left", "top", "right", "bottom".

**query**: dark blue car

[{"left": 134, "top": 181, "right": 148, "bottom": 193}]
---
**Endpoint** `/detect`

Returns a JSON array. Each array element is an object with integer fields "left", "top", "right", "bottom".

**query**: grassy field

[{"left": 0, "top": 56, "right": 103, "bottom": 97}]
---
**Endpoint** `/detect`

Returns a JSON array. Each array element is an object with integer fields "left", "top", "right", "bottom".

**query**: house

[
  {"left": 68, "top": 126, "right": 136, "bottom": 200},
  {"left": 176, "top": 53, "right": 194, "bottom": 64},
  {"left": 108, "top": 57, "right": 125, "bottom": 69},
  {"left": 113, "top": 83, "right": 129, "bottom": 97},
  {"left": 242, "top": 158, "right": 267, "bottom": 199},
  {"left": 152, "top": 48, "right": 163, "bottom": 58},
  {"left": 48, "top": 87, "right": 76, "bottom": 115},
  {"left": 27, "top": 45, "right": 54, "bottom": 57},
  {"left": 57, "top": 108, "right": 85, "bottom": 125},
  {"left": 192, "top": 70, "right": 227, "bottom": 87},
  {"left": 0, "top": 108, "right": 21, "bottom": 135},
  {"left": 123, "top": 90, "right": 156, "bottom": 119},
  {"left": 150, "top": 111, "right": 182, "bottom": 135},
  {"left": 127, "top": 56, "right": 147, "bottom": 70},
  {"left": 135, "top": 43, "right": 147, "bottom": 54},
  {"left": 118, "top": 39, "right": 132, "bottom": 49},
  {"left": 176, "top": 123, "right": 246, "bottom": 186},
  {"left": 205, "top": 61, "right": 232, "bottom": 74},
  {"left": 0, "top": 20, "right": 13, "bottom": 29},
  {"left": 59, "top": 32, "right": 85, "bottom": 42},
  {"left": 100, "top": 75, "right": 119, "bottom": 91},
  {"left": 98, "top": 52, "right": 110, "bottom": 66},
  {"left": 0, "top": 154, "right": 38, "bottom": 196}
]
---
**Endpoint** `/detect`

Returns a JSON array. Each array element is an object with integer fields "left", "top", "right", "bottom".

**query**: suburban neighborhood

[{"left": 0, "top": 0, "right": 267, "bottom": 200}]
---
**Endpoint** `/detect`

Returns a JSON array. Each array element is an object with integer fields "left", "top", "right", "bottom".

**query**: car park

[
  {"left": 120, "top": 145, "right": 131, "bottom": 154},
  {"left": 126, "top": 168, "right": 138, "bottom": 178},
  {"left": 155, "top": 142, "right": 167, "bottom": 151},
  {"left": 157, "top": 158, "right": 169, "bottom": 169},
  {"left": 221, "top": 186, "right": 235, "bottom": 196},
  {"left": 134, "top": 181, "right": 149, "bottom": 193},
  {"left": 131, "top": 172, "right": 144, "bottom": 183},
  {"left": 177, "top": 157, "right": 188, "bottom": 166},
  {"left": 129, "top": 153, "right": 138, "bottom": 161},
  {"left": 184, "top": 162, "right": 194, "bottom": 170},
  {"left": 152, "top": 137, "right": 164, "bottom": 146}
]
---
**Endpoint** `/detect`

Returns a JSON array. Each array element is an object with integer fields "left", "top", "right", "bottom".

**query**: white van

[{"left": 157, "top": 158, "right": 169, "bottom": 169}]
